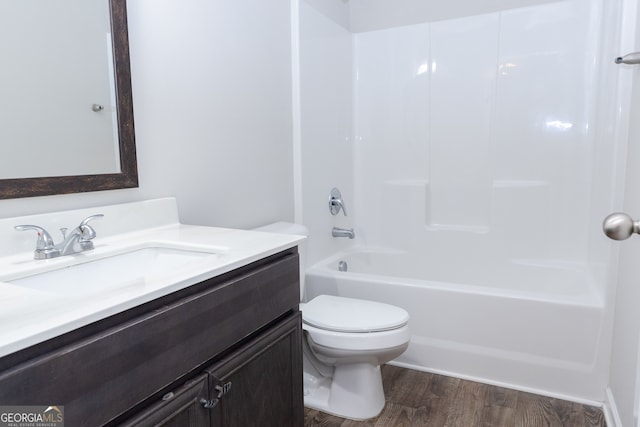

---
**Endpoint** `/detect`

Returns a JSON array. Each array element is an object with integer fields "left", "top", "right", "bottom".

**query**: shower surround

[{"left": 299, "top": 0, "right": 626, "bottom": 403}]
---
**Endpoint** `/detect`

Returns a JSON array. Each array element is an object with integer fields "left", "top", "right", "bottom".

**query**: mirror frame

[{"left": 0, "top": 0, "right": 138, "bottom": 200}]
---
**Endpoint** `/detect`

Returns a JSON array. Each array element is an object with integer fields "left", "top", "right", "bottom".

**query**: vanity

[{"left": 0, "top": 199, "right": 305, "bottom": 426}]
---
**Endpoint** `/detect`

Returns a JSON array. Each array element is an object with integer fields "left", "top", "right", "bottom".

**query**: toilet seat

[
  {"left": 303, "top": 322, "right": 411, "bottom": 351},
  {"left": 301, "top": 295, "right": 409, "bottom": 333}
]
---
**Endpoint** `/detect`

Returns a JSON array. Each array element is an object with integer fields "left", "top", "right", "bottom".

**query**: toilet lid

[{"left": 302, "top": 295, "right": 409, "bottom": 333}]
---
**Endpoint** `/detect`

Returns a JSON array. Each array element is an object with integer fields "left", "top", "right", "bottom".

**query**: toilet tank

[{"left": 252, "top": 222, "right": 308, "bottom": 300}]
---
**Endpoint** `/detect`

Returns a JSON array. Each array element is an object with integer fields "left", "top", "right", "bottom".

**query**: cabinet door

[
  {"left": 206, "top": 313, "right": 303, "bottom": 427},
  {"left": 119, "top": 374, "right": 210, "bottom": 427}
]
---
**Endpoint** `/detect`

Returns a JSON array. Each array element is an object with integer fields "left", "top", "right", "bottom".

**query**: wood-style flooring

[{"left": 304, "top": 365, "right": 606, "bottom": 427}]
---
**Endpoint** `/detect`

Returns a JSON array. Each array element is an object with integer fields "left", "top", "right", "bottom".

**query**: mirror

[{"left": 0, "top": 0, "right": 137, "bottom": 199}]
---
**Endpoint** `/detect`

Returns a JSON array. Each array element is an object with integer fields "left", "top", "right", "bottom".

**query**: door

[
  {"left": 605, "top": 2, "right": 640, "bottom": 425},
  {"left": 206, "top": 313, "right": 303, "bottom": 427}
]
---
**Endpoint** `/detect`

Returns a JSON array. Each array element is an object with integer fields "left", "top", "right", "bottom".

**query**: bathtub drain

[{"left": 338, "top": 260, "right": 348, "bottom": 272}]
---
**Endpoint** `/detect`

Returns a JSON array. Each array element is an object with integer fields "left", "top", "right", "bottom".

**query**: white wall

[
  {"left": 348, "top": 0, "right": 562, "bottom": 32},
  {"left": 299, "top": 1, "right": 354, "bottom": 266},
  {"left": 127, "top": 0, "right": 294, "bottom": 229},
  {"left": 607, "top": 0, "right": 640, "bottom": 424},
  {"left": 0, "top": 0, "right": 294, "bottom": 230},
  {"left": 303, "top": 0, "right": 350, "bottom": 30}
]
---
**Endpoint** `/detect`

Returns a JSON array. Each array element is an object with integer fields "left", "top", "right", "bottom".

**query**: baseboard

[
  {"left": 603, "top": 387, "right": 623, "bottom": 427},
  {"left": 389, "top": 361, "right": 604, "bottom": 407}
]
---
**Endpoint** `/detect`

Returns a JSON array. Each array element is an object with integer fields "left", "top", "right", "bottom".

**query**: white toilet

[{"left": 254, "top": 222, "right": 410, "bottom": 420}]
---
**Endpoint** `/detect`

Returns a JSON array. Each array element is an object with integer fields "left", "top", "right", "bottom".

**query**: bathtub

[{"left": 304, "top": 248, "right": 607, "bottom": 403}]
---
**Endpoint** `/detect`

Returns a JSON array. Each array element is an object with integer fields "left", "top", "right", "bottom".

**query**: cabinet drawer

[{"left": 0, "top": 251, "right": 299, "bottom": 427}]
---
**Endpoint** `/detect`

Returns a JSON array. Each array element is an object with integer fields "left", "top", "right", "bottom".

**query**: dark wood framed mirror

[{"left": 0, "top": 0, "right": 137, "bottom": 200}]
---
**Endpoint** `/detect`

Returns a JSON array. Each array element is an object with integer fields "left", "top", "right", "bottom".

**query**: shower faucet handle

[
  {"left": 603, "top": 212, "right": 640, "bottom": 240},
  {"left": 329, "top": 188, "right": 347, "bottom": 216}
]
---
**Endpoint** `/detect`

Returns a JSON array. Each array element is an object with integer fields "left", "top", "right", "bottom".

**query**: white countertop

[{"left": 0, "top": 198, "right": 304, "bottom": 358}]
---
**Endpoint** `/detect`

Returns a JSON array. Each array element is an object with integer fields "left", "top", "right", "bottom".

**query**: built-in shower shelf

[
  {"left": 493, "top": 180, "right": 549, "bottom": 188},
  {"left": 383, "top": 179, "right": 429, "bottom": 187},
  {"left": 424, "top": 224, "right": 490, "bottom": 233},
  {"left": 381, "top": 179, "right": 549, "bottom": 189}
]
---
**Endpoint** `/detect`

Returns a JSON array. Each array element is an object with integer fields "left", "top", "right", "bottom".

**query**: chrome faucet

[
  {"left": 15, "top": 214, "right": 104, "bottom": 259},
  {"left": 332, "top": 227, "right": 355, "bottom": 239}
]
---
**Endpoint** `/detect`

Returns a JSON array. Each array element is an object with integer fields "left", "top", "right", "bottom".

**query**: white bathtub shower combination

[{"left": 299, "top": 0, "right": 628, "bottom": 404}]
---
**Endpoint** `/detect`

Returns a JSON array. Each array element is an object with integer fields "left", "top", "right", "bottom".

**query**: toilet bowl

[
  {"left": 301, "top": 295, "right": 410, "bottom": 419},
  {"left": 253, "top": 222, "right": 411, "bottom": 420}
]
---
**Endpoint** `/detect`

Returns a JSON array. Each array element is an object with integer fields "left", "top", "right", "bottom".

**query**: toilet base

[{"left": 304, "top": 362, "right": 385, "bottom": 420}]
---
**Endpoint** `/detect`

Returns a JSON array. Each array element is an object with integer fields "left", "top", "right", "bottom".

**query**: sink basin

[{"left": 7, "top": 246, "right": 217, "bottom": 296}]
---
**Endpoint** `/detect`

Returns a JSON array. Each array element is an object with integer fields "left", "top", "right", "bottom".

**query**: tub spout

[{"left": 332, "top": 227, "right": 355, "bottom": 239}]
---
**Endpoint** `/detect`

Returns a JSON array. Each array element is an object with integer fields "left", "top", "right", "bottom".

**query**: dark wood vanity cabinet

[{"left": 0, "top": 248, "right": 303, "bottom": 427}]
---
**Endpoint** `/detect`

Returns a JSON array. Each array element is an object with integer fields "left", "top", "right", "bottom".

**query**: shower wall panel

[
  {"left": 428, "top": 14, "right": 498, "bottom": 230},
  {"left": 354, "top": 0, "right": 599, "bottom": 264},
  {"left": 299, "top": 2, "right": 354, "bottom": 266},
  {"left": 354, "top": 24, "right": 429, "bottom": 246}
]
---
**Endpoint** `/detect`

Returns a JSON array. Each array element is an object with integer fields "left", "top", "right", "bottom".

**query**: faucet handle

[
  {"left": 79, "top": 214, "right": 104, "bottom": 228},
  {"left": 329, "top": 188, "right": 348, "bottom": 216},
  {"left": 14, "top": 225, "right": 56, "bottom": 249},
  {"left": 78, "top": 214, "right": 104, "bottom": 241},
  {"left": 14, "top": 225, "right": 60, "bottom": 259}
]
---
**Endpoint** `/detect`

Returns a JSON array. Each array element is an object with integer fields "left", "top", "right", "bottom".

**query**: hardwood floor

[{"left": 303, "top": 365, "right": 606, "bottom": 427}]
